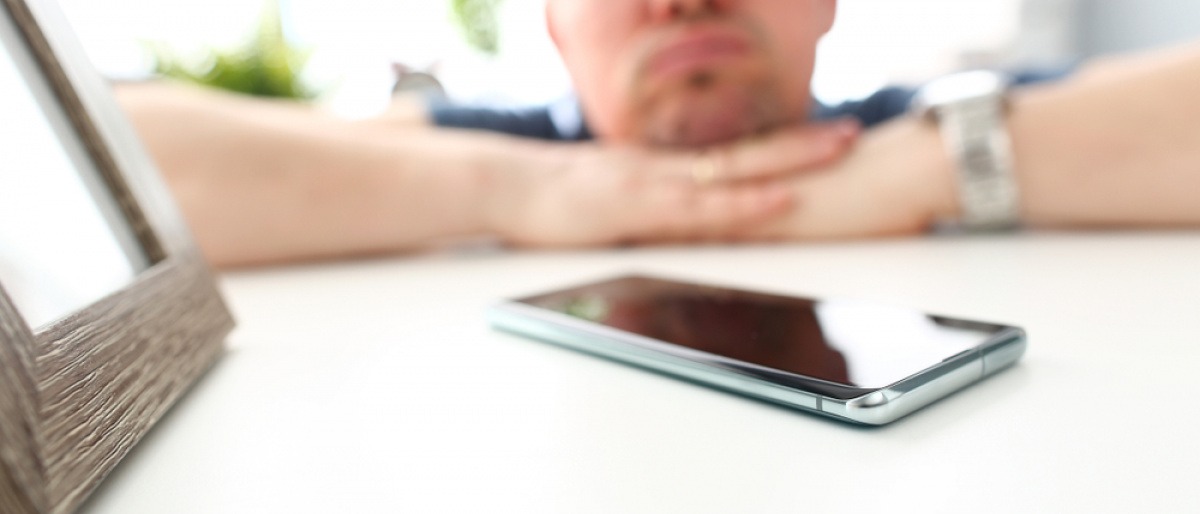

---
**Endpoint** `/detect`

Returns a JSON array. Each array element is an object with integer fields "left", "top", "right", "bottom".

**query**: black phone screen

[{"left": 517, "top": 275, "right": 1010, "bottom": 388}]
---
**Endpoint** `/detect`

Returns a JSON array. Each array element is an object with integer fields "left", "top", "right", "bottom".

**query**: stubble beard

[{"left": 634, "top": 67, "right": 789, "bottom": 148}]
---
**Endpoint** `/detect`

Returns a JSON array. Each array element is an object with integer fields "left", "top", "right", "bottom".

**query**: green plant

[
  {"left": 151, "top": 0, "right": 313, "bottom": 100},
  {"left": 450, "top": 0, "right": 505, "bottom": 56}
]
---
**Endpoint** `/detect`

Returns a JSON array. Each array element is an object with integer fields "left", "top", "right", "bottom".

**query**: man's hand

[
  {"left": 485, "top": 119, "right": 860, "bottom": 247},
  {"left": 743, "top": 118, "right": 960, "bottom": 241}
]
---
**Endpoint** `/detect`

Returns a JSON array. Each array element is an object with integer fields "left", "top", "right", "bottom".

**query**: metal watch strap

[{"left": 937, "top": 96, "right": 1021, "bottom": 231}]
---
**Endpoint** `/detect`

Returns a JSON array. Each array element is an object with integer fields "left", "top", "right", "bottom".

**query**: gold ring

[{"left": 691, "top": 152, "right": 719, "bottom": 185}]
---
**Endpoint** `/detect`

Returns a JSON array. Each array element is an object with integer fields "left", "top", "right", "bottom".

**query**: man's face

[{"left": 547, "top": 0, "right": 836, "bottom": 148}]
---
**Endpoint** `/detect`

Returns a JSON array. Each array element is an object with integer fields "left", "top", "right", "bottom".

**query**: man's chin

[
  {"left": 661, "top": 115, "right": 756, "bottom": 148},
  {"left": 641, "top": 85, "right": 775, "bottom": 148}
]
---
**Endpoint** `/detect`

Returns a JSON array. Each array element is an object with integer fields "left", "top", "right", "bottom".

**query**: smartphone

[{"left": 488, "top": 274, "right": 1026, "bottom": 425}]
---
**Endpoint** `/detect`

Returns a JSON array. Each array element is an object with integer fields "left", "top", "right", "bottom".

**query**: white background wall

[
  {"left": 54, "top": 0, "right": 1033, "bottom": 112},
  {"left": 42, "top": 0, "right": 1200, "bottom": 114},
  {"left": 1077, "top": 0, "right": 1200, "bottom": 57}
]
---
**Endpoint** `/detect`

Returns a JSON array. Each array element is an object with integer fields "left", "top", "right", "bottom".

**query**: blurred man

[
  {"left": 117, "top": 0, "right": 859, "bottom": 269},
  {"left": 430, "top": 0, "right": 1200, "bottom": 241},
  {"left": 118, "top": 0, "right": 1200, "bottom": 267}
]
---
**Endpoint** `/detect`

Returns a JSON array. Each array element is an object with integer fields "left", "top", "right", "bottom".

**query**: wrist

[
  {"left": 916, "top": 121, "right": 964, "bottom": 225},
  {"left": 400, "top": 130, "right": 530, "bottom": 240},
  {"left": 477, "top": 139, "right": 563, "bottom": 239},
  {"left": 874, "top": 118, "right": 961, "bottom": 230}
]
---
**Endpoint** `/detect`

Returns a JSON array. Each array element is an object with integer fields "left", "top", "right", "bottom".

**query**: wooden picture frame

[{"left": 0, "top": 1, "right": 233, "bottom": 513}]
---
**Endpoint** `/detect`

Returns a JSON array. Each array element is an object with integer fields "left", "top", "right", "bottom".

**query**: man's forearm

[
  {"left": 117, "top": 83, "right": 530, "bottom": 266},
  {"left": 921, "top": 43, "right": 1200, "bottom": 229},
  {"left": 754, "top": 42, "right": 1200, "bottom": 242},
  {"left": 1007, "top": 43, "right": 1200, "bottom": 227}
]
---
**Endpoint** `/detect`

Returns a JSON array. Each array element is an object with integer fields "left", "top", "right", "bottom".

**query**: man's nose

[{"left": 648, "top": 0, "right": 733, "bottom": 22}]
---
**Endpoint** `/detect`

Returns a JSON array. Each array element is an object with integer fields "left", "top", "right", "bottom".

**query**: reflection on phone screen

[{"left": 520, "top": 276, "right": 1007, "bottom": 388}]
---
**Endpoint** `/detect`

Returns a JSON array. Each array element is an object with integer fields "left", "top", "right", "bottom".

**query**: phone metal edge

[
  {"left": 487, "top": 301, "right": 1026, "bottom": 426},
  {"left": 823, "top": 327, "right": 1026, "bottom": 424}
]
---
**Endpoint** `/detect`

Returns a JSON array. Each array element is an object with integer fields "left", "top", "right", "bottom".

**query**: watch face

[{"left": 918, "top": 70, "right": 1008, "bottom": 107}]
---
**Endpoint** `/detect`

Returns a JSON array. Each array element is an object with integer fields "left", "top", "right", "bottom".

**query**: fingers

[
  {"left": 688, "top": 182, "right": 795, "bottom": 240},
  {"left": 632, "top": 179, "right": 794, "bottom": 242},
  {"left": 643, "top": 118, "right": 860, "bottom": 185},
  {"left": 717, "top": 118, "right": 860, "bottom": 181}
]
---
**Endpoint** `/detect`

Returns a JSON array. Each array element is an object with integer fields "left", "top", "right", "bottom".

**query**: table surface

[{"left": 81, "top": 233, "right": 1200, "bottom": 514}]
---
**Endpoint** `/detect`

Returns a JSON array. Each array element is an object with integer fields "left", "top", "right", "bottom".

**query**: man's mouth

[{"left": 645, "top": 26, "right": 751, "bottom": 82}]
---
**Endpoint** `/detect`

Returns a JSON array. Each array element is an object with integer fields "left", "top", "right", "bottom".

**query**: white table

[{"left": 81, "top": 233, "right": 1200, "bottom": 513}]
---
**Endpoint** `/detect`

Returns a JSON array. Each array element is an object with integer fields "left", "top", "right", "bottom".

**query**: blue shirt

[{"left": 429, "top": 69, "right": 1070, "bottom": 140}]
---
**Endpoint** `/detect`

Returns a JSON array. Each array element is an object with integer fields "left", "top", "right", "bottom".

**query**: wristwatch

[{"left": 911, "top": 70, "right": 1021, "bottom": 231}]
